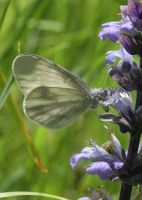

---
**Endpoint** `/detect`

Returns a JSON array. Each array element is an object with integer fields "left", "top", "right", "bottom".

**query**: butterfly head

[{"left": 89, "top": 88, "right": 109, "bottom": 109}]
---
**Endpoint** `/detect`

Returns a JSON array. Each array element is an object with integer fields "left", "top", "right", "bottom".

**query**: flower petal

[
  {"left": 70, "top": 143, "right": 113, "bottom": 169},
  {"left": 70, "top": 147, "right": 95, "bottom": 169},
  {"left": 112, "top": 88, "right": 133, "bottom": 118},
  {"left": 106, "top": 51, "right": 121, "bottom": 65},
  {"left": 109, "top": 67, "right": 135, "bottom": 91},
  {"left": 100, "top": 113, "right": 121, "bottom": 123},
  {"left": 86, "top": 161, "right": 114, "bottom": 180},
  {"left": 110, "top": 133, "right": 124, "bottom": 160},
  {"left": 121, "top": 20, "right": 137, "bottom": 36},
  {"left": 99, "top": 22, "right": 121, "bottom": 42},
  {"left": 106, "top": 47, "right": 133, "bottom": 66},
  {"left": 113, "top": 162, "right": 124, "bottom": 170},
  {"left": 90, "top": 141, "right": 112, "bottom": 160},
  {"left": 120, "top": 35, "right": 140, "bottom": 55}
]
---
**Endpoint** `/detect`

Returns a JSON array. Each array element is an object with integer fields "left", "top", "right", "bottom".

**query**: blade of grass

[
  {"left": 0, "top": 191, "right": 69, "bottom": 200},
  {"left": 0, "top": 0, "right": 11, "bottom": 31},
  {"left": 0, "top": 73, "right": 14, "bottom": 110}
]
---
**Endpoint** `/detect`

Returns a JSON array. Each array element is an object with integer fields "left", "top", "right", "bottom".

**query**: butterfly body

[{"left": 12, "top": 54, "right": 108, "bottom": 129}]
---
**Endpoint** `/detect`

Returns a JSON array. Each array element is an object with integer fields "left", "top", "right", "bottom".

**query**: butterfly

[{"left": 12, "top": 54, "right": 108, "bottom": 129}]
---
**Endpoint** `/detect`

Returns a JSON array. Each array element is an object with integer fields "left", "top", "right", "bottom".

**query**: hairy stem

[{"left": 119, "top": 58, "right": 142, "bottom": 200}]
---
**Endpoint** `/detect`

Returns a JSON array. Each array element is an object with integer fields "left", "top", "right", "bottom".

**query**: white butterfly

[{"left": 12, "top": 54, "right": 108, "bottom": 129}]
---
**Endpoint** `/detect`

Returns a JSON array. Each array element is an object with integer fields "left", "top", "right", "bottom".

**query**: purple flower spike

[{"left": 99, "top": 22, "right": 121, "bottom": 42}]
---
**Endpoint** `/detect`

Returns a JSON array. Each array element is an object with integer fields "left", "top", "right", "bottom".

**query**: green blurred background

[{"left": 0, "top": 0, "right": 129, "bottom": 199}]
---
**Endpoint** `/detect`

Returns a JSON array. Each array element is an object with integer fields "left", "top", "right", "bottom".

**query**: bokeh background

[{"left": 0, "top": 0, "right": 129, "bottom": 199}]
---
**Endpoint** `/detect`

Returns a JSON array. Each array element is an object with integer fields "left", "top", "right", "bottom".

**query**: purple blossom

[
  {"left": 128, "top": 0, "right": 142, "bottom": 30},
  {"left": 71, "top": 132, "right": 142, "bottom": 186},
  {"left": 106, "top": 46, "right": 133, "bottom": 66},
  {"left": 102, "top": 88, "right": 133, "bottom": 117},
  {"left": 99, "top": 22, "right": 121, "bottom": 42},
  {"left": 110, "top": 89, "right": 133, "bottom": 118},
  {"left": 70, "top": 133, "right": 125, "bottom": 181},
  {"left": 106, "top": 46, "right": 142, "bottom": 91},
  {"left": 99, "top": 19, "right": 137, "bottom": 43},
  {"left": 100, "top": 87, "right": 142, "bottom": 135},
  {"left": 100, "top": 88, "right": 135, "bottom": 133},
  {"left": 99, "top": 0, "right": 142, "bottom": 56}
]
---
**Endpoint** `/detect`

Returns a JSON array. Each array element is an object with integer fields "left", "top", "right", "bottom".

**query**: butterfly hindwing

[{"left": 24, "top": 86, "right": 90, "bottom": 128}]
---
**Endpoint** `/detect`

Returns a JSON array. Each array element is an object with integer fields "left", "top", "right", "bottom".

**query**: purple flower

[
  {"left": 99, "top": 22, "right": 121, "bottom": 42},
  {"left": 109, "top": 88, "right": 133, "bottom": 118},
  {"left": 99, "top": 19, "right": 137, "bottom": 43},
  {"left": 101, "top": 88, "right": 142, "bottom": 134},
  {"left": 100, "top": 88, "right": 135, "bottom": 133},
  {"left": 70, "top": 133, "right": 125, "bottom": 181},
  {"left": 106, "top": 46, "right": 142, "bottom": 91},
  {"left": 99, "top": 0, "right": 142, "bottom": 56},
  {"left": 106, "top": 46, "right": 133, "bottom": 66}
]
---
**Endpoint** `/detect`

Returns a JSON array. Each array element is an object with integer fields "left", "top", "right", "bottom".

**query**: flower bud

[
  {"left": 120, "top": 35, "right": 139, "bottom": 55},
  {"left": 128, "top": 0, "right": 142, "bottom": 30}
]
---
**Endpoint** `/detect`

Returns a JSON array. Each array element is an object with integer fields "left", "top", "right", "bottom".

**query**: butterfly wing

[
  {"left": 24, "top": 86, "right": 89, "bottom": 128},
  {"left": 12, "top": 54, "right": 90, "bottom": 96},
  {"left": 12, "top": 54, "right": 91, "bottom": 128}
]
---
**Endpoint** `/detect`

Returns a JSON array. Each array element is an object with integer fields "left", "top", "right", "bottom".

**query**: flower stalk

[{"left": 119, "top": 58, "right": 142, "bottom": 200}]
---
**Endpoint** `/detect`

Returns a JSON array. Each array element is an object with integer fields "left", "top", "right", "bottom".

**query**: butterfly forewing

[
  {"left": 12, "top": 54, "right": 92, "bottom": 128},
  {"left": 12, "top": 54, "right": 90, "bottom": 96},
  {"left": 24, "top": 86, "right": 90, "bottom": 128}
]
